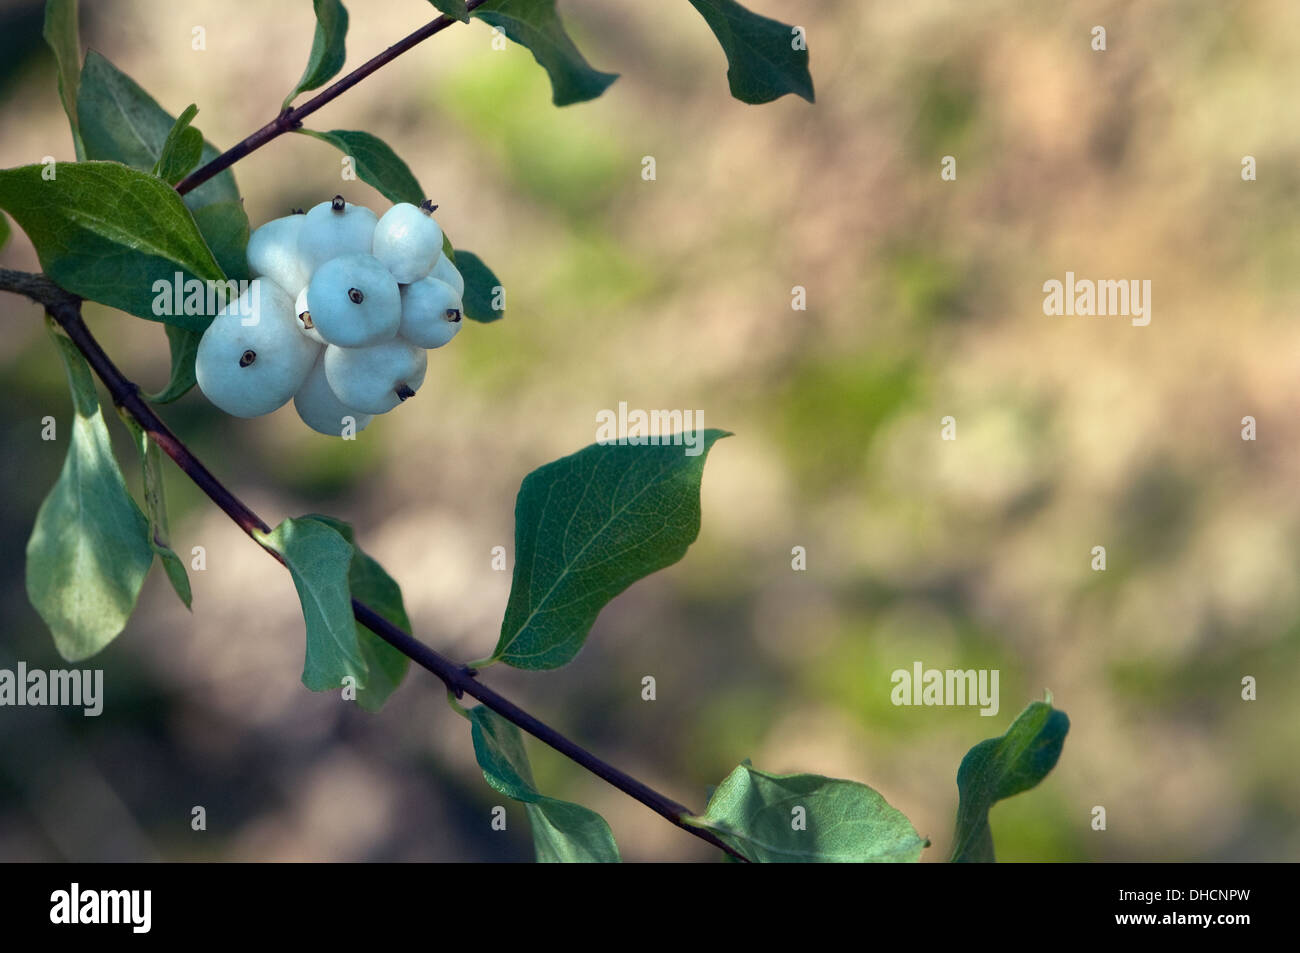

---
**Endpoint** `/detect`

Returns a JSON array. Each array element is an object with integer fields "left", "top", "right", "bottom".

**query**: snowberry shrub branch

[{"left": 0, "top": 0, "right": 1071, "bottom": 862}]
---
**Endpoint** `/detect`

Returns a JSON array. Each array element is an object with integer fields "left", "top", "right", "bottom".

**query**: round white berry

[
  {"left": 372, "top": 202, "right": 445, "bottom": 284},
  {"left": 196, "top": 281, "right": 319, "bottom": 418},
  {"left": 247, "top": 213, "right": 311, "bottom": 298},
  {"left": 298, "top": 195, "right": 378, "bottom": 273},
  {"left": 323, "top": 340, "right": 428, "bottom": 415},
  {"left": 398, "top": 276, "right": 463, "bottom": 349},
  {"left": 428, "top": 252, "right": 465, "bottom": 296},
  {"left": 294, "top": 352, "right": 373, "bottom": 436},
  {"left": 305, "top": 253, "right": 401, "bottom": 348}
]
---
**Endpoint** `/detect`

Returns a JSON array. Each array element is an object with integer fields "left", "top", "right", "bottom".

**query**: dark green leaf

[
  {"left": 151, "top": 103, "right": 203, "bottom": 185},
  {"left": 428, "top": 0, "right": 469, "bottom": 22},
  {"left": 302, "top": 515, "right": 411, "bottom": 712},
  {"left": 295, "top": 128, "right": 424, "bottom": 206},
  {"left": 118, "top": 412, "right": 191, "bottom": 609},
  {"left": 26, "top": 324, "right": 154, "bottom": 661},
  {"left": 0, "top": 162, "right": 227, "bottom": 331},
  {"left": 456, "top": 250, "right": 504, "bottom": 322},
  {"left": 688, "top": 762, "right": 927, "bottom": 862},
  {"left": 487, "top": 430, "right": 728, "bottom": 669},
  {"left": 283, "top": 0, "right": 349, "bottom": 111},
  {"left": 258, "top": 517, "right": 367, "bottom": 694},
  {"left": 155, "top": 545, "right": 192, "bottom": 611},
  {"left": 0, "top": 211, "right": 9, "bottom": 252},
  {"left": 468, "top": 706, "right": 620, "bottom": 862},
  {"left": 145, "top": 325, "right": 201, "bottom": 404},
  {"left": 686, "top": 0, "right": 815, "bottom": 104},
  {"left": 191, "top": 200, "right": 251, "bottom": 282},
  {"left": 473, "top": 0, "right": 618, "bottom": 106},
  {"left": 951, "top": 699, "right": 1070, "bottom": 863},
  {"left": 43, "top": 0, "right": 85, "bottom": 159},
  {"left": 76, "top": 50, "right": 238, "bottom": 210}
]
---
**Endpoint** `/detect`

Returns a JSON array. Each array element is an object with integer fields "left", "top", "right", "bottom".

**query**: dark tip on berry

[
  {"left": 446, "top": 308, "right": 462, "bottom": 323},
  {"left": 419, "top": 199, "right": 439, "bottom": 215},
  {"left": 239, "top": 349, "right": 256, "bottom": 368},
  {"left": 347, "top": 287, "right": 364, "bottom": 304},
  {"left": 395, "top": 382, "right": 416, "bottom": 401},
  {"left": 291, "top": 207, "right": 305, "bottom": 215},
  {"left": 298, "top": 310, "right": 314, "bottom": 329},
  {"left": 331, "top": 195, "right": 346, "bottom": 212}
]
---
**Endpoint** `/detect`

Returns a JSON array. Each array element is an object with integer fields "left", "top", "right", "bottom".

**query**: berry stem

[
  {"left": 0, "top": 267, "right": 747, "bottom": 862},
  {"left": 175, "top": 0, "right": 490, "bottom": 197}
]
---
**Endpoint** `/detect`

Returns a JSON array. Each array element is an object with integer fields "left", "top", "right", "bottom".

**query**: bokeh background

[{"left": 1, "top": 0, "right": 1298, "bottom": 861}]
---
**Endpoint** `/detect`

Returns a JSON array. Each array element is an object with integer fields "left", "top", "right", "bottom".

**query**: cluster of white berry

[{"left": 195, "top": 196, "right": 464, "bottom": 435}]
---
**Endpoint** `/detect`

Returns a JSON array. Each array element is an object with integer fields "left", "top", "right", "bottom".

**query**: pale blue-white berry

[
  {"left": 399, "top": 276, "right": 463, "bottom": 349},
  {"left": 298, "top": 195, "right": 378, "bottom": 273},
  {"left": 196, "top": 281, "right": 319, "bottom": 417},
  {"left": 247, "top": 213, "right": 311, "bottom": 298},
  {"left": 428, "top": 252, "right": 465, "bottom": 296},
  {"left": 306, "top": 253, "right": 401, "bottom": 348},
  {"left": 294, "top": 352, "right": 373, "bottom": 436},
  {"left": 372, "top": 201, "right": 444, "bottom": 283},
  {"left": 323, "top": 340, "right": 428, "bottom": 414}
]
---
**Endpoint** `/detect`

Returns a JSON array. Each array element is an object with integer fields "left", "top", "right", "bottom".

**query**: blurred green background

[{"left": 2, "top": 0, "right": 1298, "bottom": 861}]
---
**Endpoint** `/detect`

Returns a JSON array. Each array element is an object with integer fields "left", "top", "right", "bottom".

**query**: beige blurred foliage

[{"left": 2, "top": 0, "right": 1299, "bottom": 861}]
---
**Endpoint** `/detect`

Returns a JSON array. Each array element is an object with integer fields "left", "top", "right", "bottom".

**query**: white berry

[
  {"left": 294, "top": 352, "right": 373, "bottom": 436},
  {"left": 298, "top": 195, "right": 378, "bottom": 273},
  {"left": 306, "top": 253, "right": 401, "bottom": 348},
  {"left": 196, "top": 281, "right": 319, "bottom": 417},
  {"left": 247, "top": 214, "right": 311, "bottom": 298},
  {"left": 372, "top": 201, "right": 445, "bottom": 284},
  {"left": 428, "top": 252, "right": 465, "bottom": 296},
  {"left": 324, "top": 340, "right": 428, "bottom": 414},
  {"left": 399, "top": 276, "right": 463, "bottom": 349}
]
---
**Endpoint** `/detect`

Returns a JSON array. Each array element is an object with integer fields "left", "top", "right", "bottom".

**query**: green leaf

[
  {"left": 428, "top": 0, "right": 470, "bottom": 22},
  {"left": 118, "top": 412, "right": 192, "bottom": 609},
  {"left": 487, "top": 430, "right": 728, "bottom": 669},
  {"left": 456, "top": 250, "right": 504, "bottom": 322},
  {"left": 283, "top": 0, "right": 349, "bottom": 111},
  {"left": 191, "top": 200, "right": 251, "bottom": 282},
  {"left": 295, "top": 129, "right": 424, "bottom": 206},
  {"left": 687, "top": 762, "right": 927, "bottom": 862},
  {"left": 950, "top": 699, "right": 1070, "bottom": 863},
  {"left": 0, "top": 162, "right": 227, "bottom": 331},
  {"left": 151, "top": 103, "right": 203, "bottom": 186},
  {"left": 26, "top": 324, "right": 154, "bottom": 661},
  {"left": 76, "top": 50, "right": 238, "bottom": 210},
  {"left": 145, "top": 325, "right": 201, "bottom": 404},
  {"left": 473, "top": 0, "right": 618, "bottom": 106},
  {"left": 686, "top": 0, "right": 815, "bottom": 104},
  {"left": 467, "top": 706, "right": 620, "bottom": 862},
  {"left": 0, "top": 211, "right": 9, "bottom": 252},
  {"left": 43, "top": 0, "right": 85, "bottom": 159},
  {"left": 302, "top": 515, "right": 411, "bottom": 712},
  {"left": 258, "top": 517, "right": 368, "bottom": 694}
]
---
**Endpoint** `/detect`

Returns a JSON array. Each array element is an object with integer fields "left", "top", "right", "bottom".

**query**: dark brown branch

[
  {"left": 176, "top": 0, "right": 489, "bottom": 196},
  {"left": 0, "top": 268, "right": 745, "bottom": 862}
]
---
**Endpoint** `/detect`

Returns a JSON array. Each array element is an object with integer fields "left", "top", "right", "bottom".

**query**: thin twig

[
  {"left": 175, "top": 0, "right": 489, "bottom": 197},
  {"left": 0, "top": 268, "right": 745, "bottom": 862}
]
